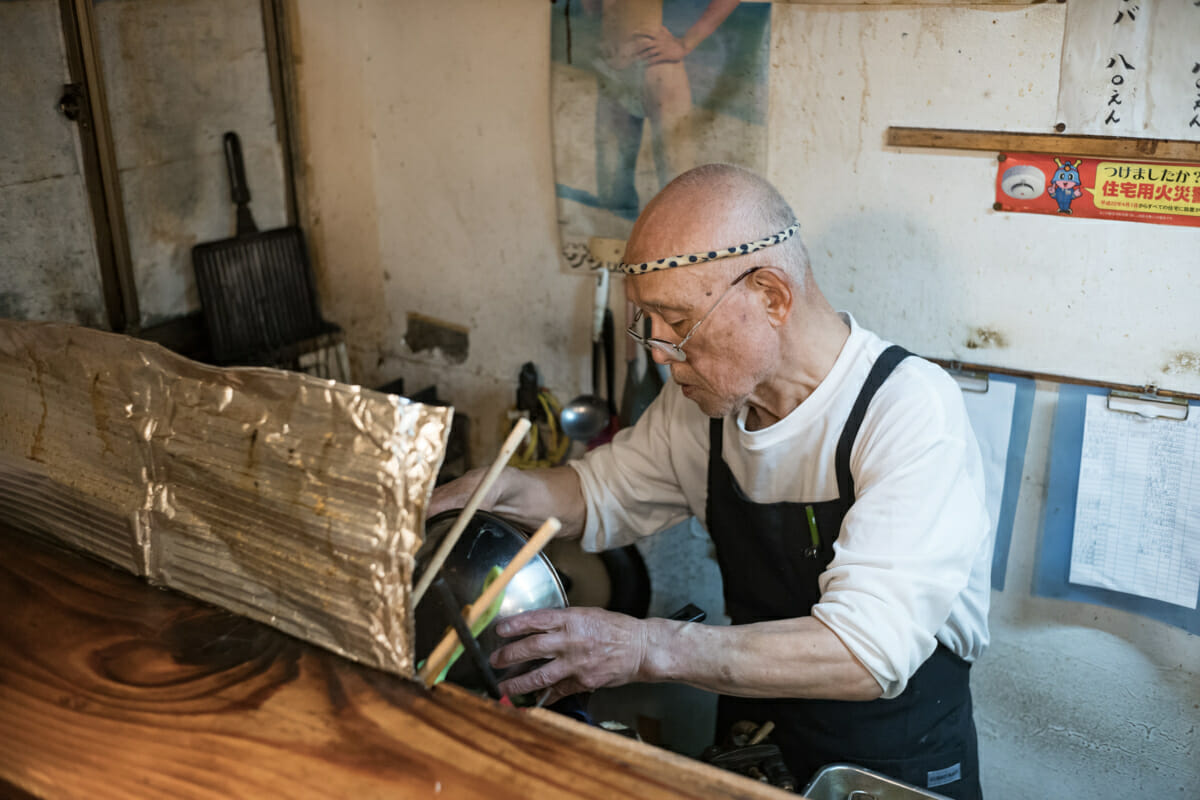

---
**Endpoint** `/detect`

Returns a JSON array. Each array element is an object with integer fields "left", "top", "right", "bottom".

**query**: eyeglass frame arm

[{"left": 625, "top": 266, "right": 763, "bottom": 362}]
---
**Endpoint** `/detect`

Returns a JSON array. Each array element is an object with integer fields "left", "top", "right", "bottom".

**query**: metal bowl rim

[{"left": 422, "top": 508, "right": 569, "bottom": 607}]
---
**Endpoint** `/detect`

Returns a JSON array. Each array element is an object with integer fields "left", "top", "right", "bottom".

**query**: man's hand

[
  {"left": 492, "top": 609, "right": 884, "bottom": 703},
  {"left": 490, "top": 607, "right": 650, "bottom": 704},
  {"left": 428, "top": 467, "right": 496, "bottom": 519}
]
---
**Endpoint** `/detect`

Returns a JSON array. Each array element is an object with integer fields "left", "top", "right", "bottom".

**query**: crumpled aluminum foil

[{"left": 0, "top": 318, "right": 451, "bottom": 677}]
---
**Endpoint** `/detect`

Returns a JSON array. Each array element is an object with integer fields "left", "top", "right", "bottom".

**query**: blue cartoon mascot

[{"left": 1047, "top": 158, "right": 1083, "bottom": 214}]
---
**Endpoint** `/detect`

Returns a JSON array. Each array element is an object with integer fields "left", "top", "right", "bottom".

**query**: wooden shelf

[{"left": 886, "top": 126, "right": 1200, "bottom": 163}]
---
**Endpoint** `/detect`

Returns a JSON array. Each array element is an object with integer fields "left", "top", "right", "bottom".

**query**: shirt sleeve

[
  {"left": 810, "top": 363, "right": 991, "bottom": 699},
  {"left": 569, "top": 383, "right": 699, "bottom": 552}
]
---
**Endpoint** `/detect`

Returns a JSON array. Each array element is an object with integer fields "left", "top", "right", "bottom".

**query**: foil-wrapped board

[{"left": 0, "top": 319, "right": 451, "bottom": 677}]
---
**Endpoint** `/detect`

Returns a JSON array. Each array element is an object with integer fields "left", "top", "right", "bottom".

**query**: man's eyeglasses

[{"left": 626, "top": 267, "right": 763, "bottom": 362}]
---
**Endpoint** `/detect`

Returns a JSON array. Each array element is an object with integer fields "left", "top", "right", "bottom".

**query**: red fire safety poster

[{"left": 994, "top": 153, "right": 1200, "bottom": 228}]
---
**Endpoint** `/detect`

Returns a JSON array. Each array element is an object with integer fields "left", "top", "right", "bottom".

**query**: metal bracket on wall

[
  {"left": 930, "top": 357, "right": 1200, "bottom": 405},
  {"left": 56, "top": 83, "right": 85, "bottom": 126},
  {"left": 1107, "top": 388, "right": 1190, "bottom": 421}
]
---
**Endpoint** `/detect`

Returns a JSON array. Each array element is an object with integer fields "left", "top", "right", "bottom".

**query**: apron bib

[{"left": 705, "top": 345, "right": 981, "bottom": 799}]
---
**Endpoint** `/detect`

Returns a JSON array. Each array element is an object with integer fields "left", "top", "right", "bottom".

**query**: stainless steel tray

[{"left": 802, "top": 763, "right": 951, "bottom": 800}]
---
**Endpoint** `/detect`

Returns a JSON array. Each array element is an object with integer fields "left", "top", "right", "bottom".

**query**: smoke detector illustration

[{"left": 1001, "top": 164, "right": 1046, "bottom": 199}]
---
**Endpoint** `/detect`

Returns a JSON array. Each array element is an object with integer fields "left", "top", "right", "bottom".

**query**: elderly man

[{"left": 430, "top": 164, "right": 992, "bottom": 799}]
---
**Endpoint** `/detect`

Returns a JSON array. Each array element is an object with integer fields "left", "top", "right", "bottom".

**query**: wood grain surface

[{"left": 0, "top": 525, "right": 790, "bottom": 799}]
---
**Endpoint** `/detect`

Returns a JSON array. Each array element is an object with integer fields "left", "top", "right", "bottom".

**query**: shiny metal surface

[
  {"left": 0, "top": 318, "right": 451, "bottom": 677},
  {"left": 802, "top": 764, "right": 951, "bottom": 800},
  {"left": 559, "top": 394, "right": 610, "bottom": 441},
  {"left": 416, "top": 509, "right": 568, "bottom": 689}
]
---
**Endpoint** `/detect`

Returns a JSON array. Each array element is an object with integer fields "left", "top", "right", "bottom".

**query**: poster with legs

[{"left": 551, "top": 0, "right": 771, "bottom": 269}]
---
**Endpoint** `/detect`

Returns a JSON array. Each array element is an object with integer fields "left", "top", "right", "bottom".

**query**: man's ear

[{"left": 751, "top": 268, "right": 794, "bottom": 327}]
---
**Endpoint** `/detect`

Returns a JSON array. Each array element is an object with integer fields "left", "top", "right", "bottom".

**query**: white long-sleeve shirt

[{"left": 569, "top": 314, "right": 994, "bottom": 699}]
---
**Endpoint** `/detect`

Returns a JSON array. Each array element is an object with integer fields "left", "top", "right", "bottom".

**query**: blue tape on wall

[
  {"left": 1033, "top": 384, "right": 1200, "bottom": 634},
  {"left": 990, "top": 374, "right": 1034, "bottom": 592}
]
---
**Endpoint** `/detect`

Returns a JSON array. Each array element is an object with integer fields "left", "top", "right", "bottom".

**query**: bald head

[{"left": 625, "top": 164, "right": 811, "bottom": 285}]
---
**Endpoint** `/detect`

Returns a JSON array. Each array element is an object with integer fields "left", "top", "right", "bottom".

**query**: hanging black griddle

[{"left": 192, "top": 132, "right": 334, "bottom": 367}]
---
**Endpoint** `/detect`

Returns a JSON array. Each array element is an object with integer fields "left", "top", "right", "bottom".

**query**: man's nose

[
  {"left": 642, "top": 318, "right": 676, "bottom": 364},
  {"left": 648, "top": 345, "right": 674, "bottom": 366}
]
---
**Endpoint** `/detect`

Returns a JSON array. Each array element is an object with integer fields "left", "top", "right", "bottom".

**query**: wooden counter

[{"left": 0, "top": 524, "right": 790, "bottom": 799}]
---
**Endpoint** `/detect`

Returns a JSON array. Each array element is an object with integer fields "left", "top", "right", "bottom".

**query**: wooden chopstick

[
  {"left": 411, "top": 417, "right": 531, "bottom": 607},
  {"left": 418, "top": 516, "right": 562, "bottom": 686}
]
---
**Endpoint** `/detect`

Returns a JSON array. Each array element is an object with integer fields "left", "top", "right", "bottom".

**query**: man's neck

[{"left": 743, "top": 309, "right": 850, "bottom": 431}]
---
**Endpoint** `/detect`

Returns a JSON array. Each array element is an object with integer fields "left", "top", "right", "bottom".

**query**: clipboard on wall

[
  {"left": 1034, "top": 384, "right": 1200, "bottom": 634},
  {"left": 952, "top": 370, "right": 1035, "bottom": 592}
]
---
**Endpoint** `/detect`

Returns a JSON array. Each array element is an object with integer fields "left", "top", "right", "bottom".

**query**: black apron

[{"left": 705, "top": 345, "right": 981, "bottom": 799}]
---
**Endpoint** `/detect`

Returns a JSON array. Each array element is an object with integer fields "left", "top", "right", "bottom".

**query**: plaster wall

[
  {"left": 94, "top": 0, "right": 288, "bottom": 327},
  {"left": 0, "top": 0, "right": 288, "bottom": 330},
  {"left": 768, "top": 5, "right": 1200, "bottom": 395},
  {"left": 287, "top": 0, "right": 586, "bottom": 443},
  {"left": 0, "top": 0, "right": 106, "bottom": 327},
  {"left": 287, "top": 2, "right": 1199, "bottom": 796}
]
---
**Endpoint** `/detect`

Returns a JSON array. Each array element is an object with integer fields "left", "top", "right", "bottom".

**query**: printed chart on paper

[{"left": 1069, "top": 394, "right": 1200, "bottom": 609}]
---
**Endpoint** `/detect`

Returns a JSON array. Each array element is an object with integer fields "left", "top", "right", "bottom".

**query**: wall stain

[
  {"left": 965, "top": 328, "right": 1007, "bottom": 350},
  {"left": 1162, "top": 352, "right": 1200, "bottom": 376},
  {"left": 405, "top": 313, "right": 469, "bottom": 364}
]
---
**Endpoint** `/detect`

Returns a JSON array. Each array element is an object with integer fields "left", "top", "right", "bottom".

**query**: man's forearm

[
  {"left": 488, "top": 465, "right": 588, "bottom": 539},
  {"left": 639, "top": 615, "right": 883, "bottom": 701}
]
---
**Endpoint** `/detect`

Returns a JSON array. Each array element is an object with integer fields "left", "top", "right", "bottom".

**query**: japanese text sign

[{"left": 995, "top": 152, "right": 1200, "bottom": 228}]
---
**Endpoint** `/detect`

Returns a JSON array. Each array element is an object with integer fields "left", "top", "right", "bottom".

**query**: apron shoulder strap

[
  {"left": 834, "top": 344, "right": 911, "bottom": 500},
  {"left": 706, "top": 417, "right": 724, "bottom": 530},
  {"left": 709, "top": 417, "right": 724, "bottom": 460},
  {"left": 709, "top": 343, "right": 911, "bottom": 502}
]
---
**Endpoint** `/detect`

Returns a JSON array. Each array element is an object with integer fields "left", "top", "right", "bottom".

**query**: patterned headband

[{"left": 615, "top": 222, "right": 800, "bottom": 275}]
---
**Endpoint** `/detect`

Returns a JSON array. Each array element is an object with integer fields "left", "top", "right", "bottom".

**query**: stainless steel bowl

[{"left": 415, "top": 509, "right": 568, "bottom": 690}]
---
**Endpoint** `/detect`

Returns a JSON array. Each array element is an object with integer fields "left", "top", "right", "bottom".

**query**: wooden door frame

[
  {"left": 53, "top": 0, "right": 301, "bottom": 344},
  {"left": 56, "top": 0, "right": 138, "bottom": 333}
]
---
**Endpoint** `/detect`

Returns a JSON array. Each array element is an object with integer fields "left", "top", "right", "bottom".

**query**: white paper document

[
  {"left": 1069, "top": 394, "right": 1200, "bottom": 609},
  {"left": 961, "top": 379, "right": 1016, "bottom": 542},
  {"left": 1056, "top": 1, "right": 1200, "bottom": 140}
]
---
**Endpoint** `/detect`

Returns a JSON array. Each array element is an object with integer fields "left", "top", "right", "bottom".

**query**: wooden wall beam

[
  {"left": 887, "top": 127, "right": 1200, "bottom": 163},
  {"left": 779, "top": 1, "right": 1063, "bottom": 5}
]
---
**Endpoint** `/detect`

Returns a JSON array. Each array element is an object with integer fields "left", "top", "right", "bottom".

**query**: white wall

[
  {"left": 769, "top": 5, "right": 1200, "bottom": 395},
  {"left": 287, "top": 2, "right": 1200, "bottom": 796},
  {"left": 288, "top": 0, "right": 593, "bottom": 459}
]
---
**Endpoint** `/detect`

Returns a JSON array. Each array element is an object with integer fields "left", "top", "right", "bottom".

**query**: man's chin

[{"left": 682, "top": 385, "right": 741, "bottom": 418}]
